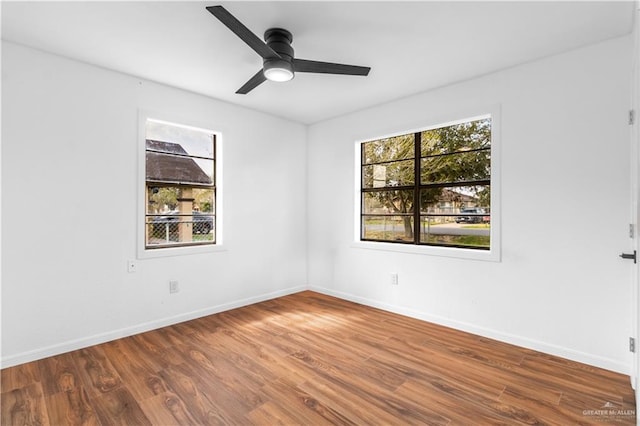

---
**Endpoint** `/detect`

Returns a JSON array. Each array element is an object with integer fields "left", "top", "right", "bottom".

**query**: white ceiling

[{"left": 1, "top": 1, "right": 635, "bottom": 124}]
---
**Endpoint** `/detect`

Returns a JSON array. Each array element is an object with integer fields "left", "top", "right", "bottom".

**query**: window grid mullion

[
  {"left": 360, "top": 142, "right": 365, "bottom": 241},
  {"left": 421, "top": 146, "right": 490, "bottom": 159},
  {"left": 145, "top": 149, "right": 214, "bottom": 162},
  {"left": 361, "top": 185, "right": 416, "bottom": 193},
  {"left": 413, "top": 132, "right": 421, "bottom": 245},
  {"left": 418, "top": 179, "right": 491, "bottom": 190}
]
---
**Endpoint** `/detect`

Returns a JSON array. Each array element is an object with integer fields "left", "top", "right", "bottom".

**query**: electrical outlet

[
  {"left": 390, "top": 273, "right": 399, "bottom": 285},
  {"left": 127, "top": 260, "right": 137, "bottom": 273},
  {"left": 169, "top": 280, "right": 180, "bottom": 294}
]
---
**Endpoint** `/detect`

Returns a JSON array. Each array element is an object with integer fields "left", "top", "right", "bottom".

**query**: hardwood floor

[{"left": 1, "top": 291, "right": 636, "bottom": 425}]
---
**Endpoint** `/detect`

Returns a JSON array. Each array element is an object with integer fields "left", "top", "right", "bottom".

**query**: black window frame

[
  {"left": 144, "top": 121, "right": 217, "bottom": 250},
  {"left": 360, "top": 117, "right": 492, "bottom": 250}
]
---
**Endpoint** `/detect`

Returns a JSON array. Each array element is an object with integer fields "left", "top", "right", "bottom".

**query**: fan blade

[
  {"left": 206, "top": 6, "right": 280, "bottom": 60},
  {"left": 293, "top": 59, "right": 370, "bottom": 76},
  {"left": 236, "top": 69, "right": 267, "bottom": 94}
]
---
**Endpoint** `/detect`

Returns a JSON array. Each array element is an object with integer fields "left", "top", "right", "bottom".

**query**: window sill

[
  {"left": 350, "top": 240, "right": 500, "bottom": 262},
  {"left": 138, "top": 244, "right": 226, "bottom": 259}
]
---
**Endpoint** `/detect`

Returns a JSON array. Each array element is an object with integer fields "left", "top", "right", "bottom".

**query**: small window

[
  {"left": 360, "top": 116, "right": 492, "bottom": 250},
  {"left": 145, "top": 119, "right": 216, "bottom": 249}
]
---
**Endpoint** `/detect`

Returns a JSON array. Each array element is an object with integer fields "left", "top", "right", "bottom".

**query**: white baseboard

[
  {"left": 1, "top": 285, "right": 306, "bottom": 369},
  {"left": 309, "top": 285, "right": 631, "bottom": 375},
  {"left": 4, "top": 284, "right": 630, "bottom": 376}
]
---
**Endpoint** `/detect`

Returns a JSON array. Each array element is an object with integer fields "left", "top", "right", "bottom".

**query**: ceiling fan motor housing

[
  {"left": 206, "top": 5, "right": 370, "bottom": 93},
  {"left": 263, "top": 28, "right": 294, "bottom": 78}
]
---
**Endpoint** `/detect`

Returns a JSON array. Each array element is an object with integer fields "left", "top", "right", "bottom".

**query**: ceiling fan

[{"left": 206, "top": 5, "right": 371, "bottom": 94}]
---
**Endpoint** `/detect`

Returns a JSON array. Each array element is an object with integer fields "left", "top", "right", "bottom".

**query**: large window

[
  {"left": 360, "top": 116, "right": 492, "bottom": 250},
  {"left": 145, "top": 119, "right": 216, "bottom": 249}
]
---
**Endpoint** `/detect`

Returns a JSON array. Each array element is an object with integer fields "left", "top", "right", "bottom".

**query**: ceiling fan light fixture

[
  {"left": 263, "top": 59, "right": 294, "bottom": 82},
  {"left": 206, "top": 6, "right": 370, "bottom": 94}
]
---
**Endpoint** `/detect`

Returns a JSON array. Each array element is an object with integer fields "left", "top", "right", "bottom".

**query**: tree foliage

[
  {"left": 148, "top": 187, "right": 179, "bottom": 213},
  {"left": 147, "top": 186, "right": 214, "bottom": 214}
]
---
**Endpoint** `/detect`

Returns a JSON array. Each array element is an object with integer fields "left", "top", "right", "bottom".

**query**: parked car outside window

[{"left": 455, "top": 208, "right": 485, "bottom": 224}]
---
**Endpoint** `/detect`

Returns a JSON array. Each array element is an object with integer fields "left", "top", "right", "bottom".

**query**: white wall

[
  {"left": 307, "top": 35, "right": 634, "bottom": 374},
  {"left": 2, "top": 34, "right": 636, "bottom": 375},
  {"left": 1, "top": 42, "right": 307, "bottom": 367}
]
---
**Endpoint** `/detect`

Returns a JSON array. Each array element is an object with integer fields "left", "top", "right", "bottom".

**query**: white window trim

[
  {"left": 137, "top": 109, "right": 224, "bottom": 259},
  {"left": 352, "top": 105, "right": 501, "bottom": 262}
]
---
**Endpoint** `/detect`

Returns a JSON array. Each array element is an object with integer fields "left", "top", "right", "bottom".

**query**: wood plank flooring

[{"left": 1, "top": 291, "right": 636, "bottom": 425}]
